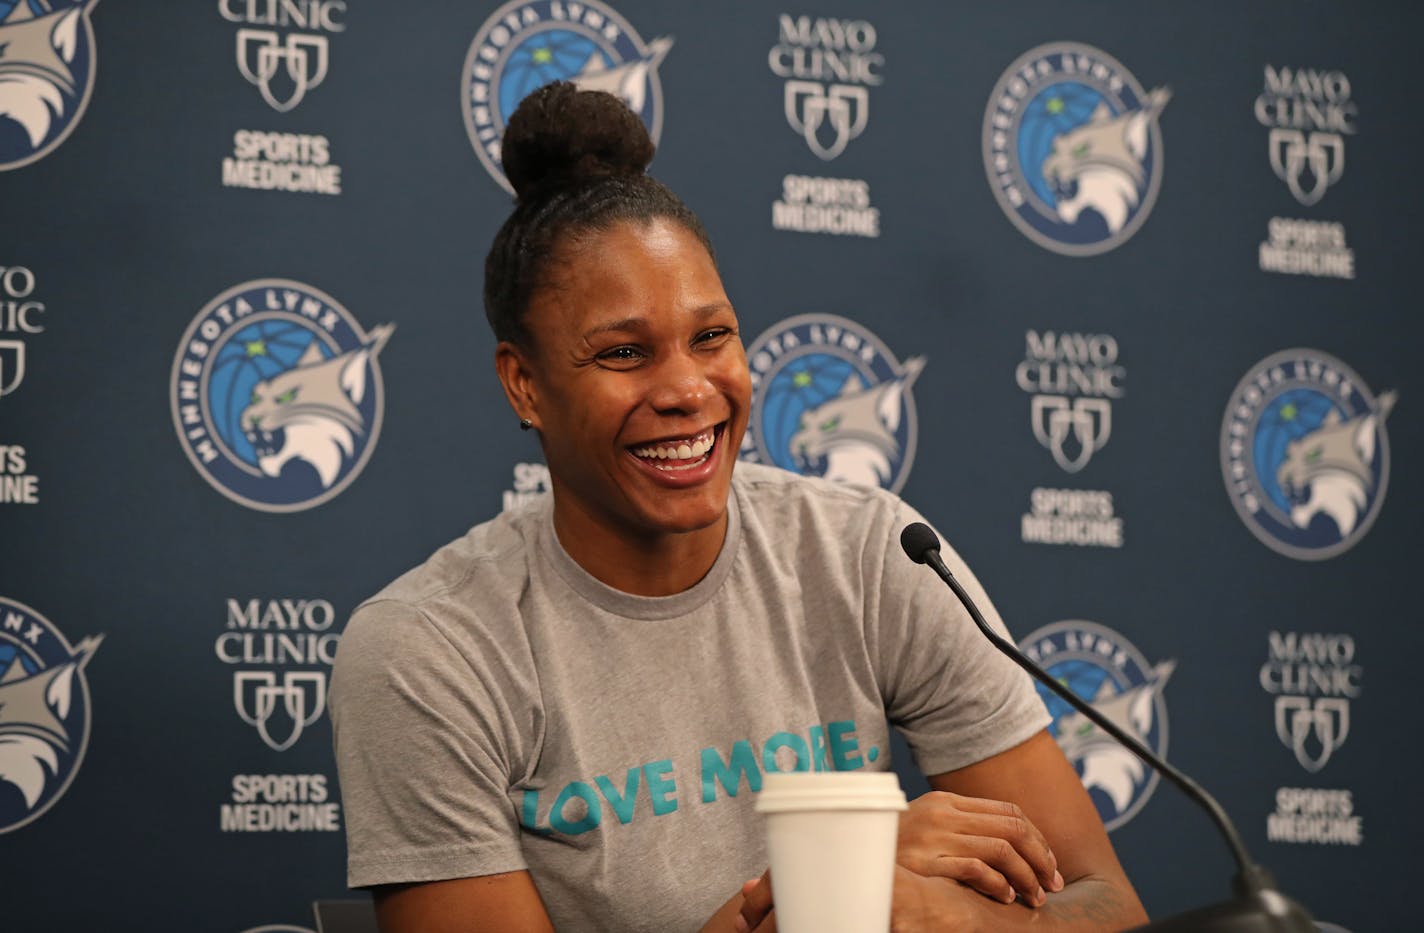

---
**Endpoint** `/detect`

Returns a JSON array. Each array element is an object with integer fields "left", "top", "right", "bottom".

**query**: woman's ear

[{"left": 495, "top": 340, "right": 541, "bottom": 431}]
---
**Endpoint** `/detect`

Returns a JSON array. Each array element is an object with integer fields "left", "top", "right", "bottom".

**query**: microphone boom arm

[{"left": 917, "top": 545, "right": 1270, "bottom": 897}]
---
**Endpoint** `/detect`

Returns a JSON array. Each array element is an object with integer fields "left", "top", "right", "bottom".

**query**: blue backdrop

[{"left": 2, "top": 2, "right": 1418, "bottom": 930}]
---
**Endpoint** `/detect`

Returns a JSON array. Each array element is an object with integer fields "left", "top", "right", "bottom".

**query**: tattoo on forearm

[{"left": 1041, "top": 878, "right": 1128, "bottom": 926}]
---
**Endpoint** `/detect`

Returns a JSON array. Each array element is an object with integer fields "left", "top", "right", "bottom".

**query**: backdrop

[{"left": 2, "top": 2, "right": 1417, "bottom": 931}]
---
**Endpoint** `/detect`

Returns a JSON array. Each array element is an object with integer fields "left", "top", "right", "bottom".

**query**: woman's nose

[{"left": 648, "top": 351, "right": 716, "bottom": 414}]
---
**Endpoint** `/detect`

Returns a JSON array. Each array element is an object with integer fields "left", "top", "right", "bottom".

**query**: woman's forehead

[{"left": 535, "top": 221, "right": 727, "bottom": 327}]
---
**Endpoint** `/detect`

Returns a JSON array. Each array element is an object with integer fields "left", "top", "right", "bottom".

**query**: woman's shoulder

[
  {"left": 351, "top": 500, "right": 545, "bottom": 627},
  {"left": 734, "top": 462, "right": 904, "bottom": 526},
  {"left": 731, "top": 463, "right": 909, "bottom": 563}
]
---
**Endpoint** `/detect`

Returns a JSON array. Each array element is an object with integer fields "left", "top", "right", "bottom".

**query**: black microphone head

[{"left": 900, "top": 522, "right": 941, "bottom": 564}]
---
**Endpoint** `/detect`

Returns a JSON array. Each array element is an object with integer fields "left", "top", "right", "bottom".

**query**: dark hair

[{"left": 483, "top": 81, "right": 714, "bottom": 345}]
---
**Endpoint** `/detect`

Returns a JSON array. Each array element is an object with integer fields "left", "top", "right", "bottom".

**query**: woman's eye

[
  {"left": 696, "top": 327, "right": 734, "bottom": 345},
  {"left": 599, "top": 346, "right": 643, "bottom": 363}
]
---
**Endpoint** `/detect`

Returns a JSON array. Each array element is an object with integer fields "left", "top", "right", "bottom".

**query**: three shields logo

[
  {"left": 1274, "top": 696, "right": 1350, "bottom": 773},
  {"left": 1269, "top": 129, "right": 1345, "bottom": 206},
  {"left": 0, "top": 340, "right": 24, "bottom": 399},
  {"left": 235, "top": 29, "right": 330, "bottom": 112},
  {"left": 1030, "top": 396, "right": 1112, "bottom": 473},
  {"left": 783, "top": 80, "right": 868, "bottom": 161},
  {"left": 233, "top": 670, "right": 327, "bottom": 752}
]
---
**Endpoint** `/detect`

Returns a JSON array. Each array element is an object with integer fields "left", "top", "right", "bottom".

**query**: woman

[{"left": 329, "top": 82, "right": 1146, "bottom": 933}]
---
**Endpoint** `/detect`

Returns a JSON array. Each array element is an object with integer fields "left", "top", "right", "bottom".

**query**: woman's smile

[{"left": 497, "top": 217, "right": 752, "bottom": 585}]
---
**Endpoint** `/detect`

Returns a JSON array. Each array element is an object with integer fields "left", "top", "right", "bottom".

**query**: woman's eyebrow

[
  {"left": 580, "top": 304, "right": 733, "bottom": 340},
  {"left": 580, "top": 316, "right": 647, "bottom": 340}
]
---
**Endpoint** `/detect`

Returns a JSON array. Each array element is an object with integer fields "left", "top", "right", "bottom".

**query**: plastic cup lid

[{"left": 755, "top": 772, "right": 908, "bottom": 813}]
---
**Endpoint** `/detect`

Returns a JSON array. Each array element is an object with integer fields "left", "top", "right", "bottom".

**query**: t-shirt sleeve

[
  {"left": 329, "top": 598, "right": 531, "bottom": 888},
  {"left": 868, "top": 499, "right": 1051, "bottom": 777}
]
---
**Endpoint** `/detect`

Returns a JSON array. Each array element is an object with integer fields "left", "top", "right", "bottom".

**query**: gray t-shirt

[{"left": 330, "top": 463, "right": 1048, "bottom": 932}]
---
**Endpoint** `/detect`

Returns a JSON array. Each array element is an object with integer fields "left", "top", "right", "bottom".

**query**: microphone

[{"left": 899, "top": 521, "right": 1316, "bottom": 932}]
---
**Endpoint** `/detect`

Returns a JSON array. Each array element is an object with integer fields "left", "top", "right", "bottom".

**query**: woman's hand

[
  {"left": 889, "top": 866, "right": 992, "bottom": 933},
  {"left": 735, "top": 871, "right": 774, "bottom": 932},
  {"left": 695, "top": 872, "right": 774, "bottom": 933},
  {"left": 733, "top": 867, "right": 988, "bottom": 933},
  {"left": 896, "top": 790, "right": 1064, "bottom": 907}
]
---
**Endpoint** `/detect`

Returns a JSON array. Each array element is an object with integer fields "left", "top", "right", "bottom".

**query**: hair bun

[{"left": 501, "top": 81, "right": 655, "bottom": 199}]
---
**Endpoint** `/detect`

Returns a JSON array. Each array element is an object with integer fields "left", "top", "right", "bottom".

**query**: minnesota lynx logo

[
  {"left": 984, "top": 43, "right": 1169, "bottom": 256},
  {"left": 741, "top": 314, "right": 922, "bottom": 493},
  {"left": 0, "top": 0, "right": 98, "bottom": 171},
  {"left": 463, "top": 0, "right": 671, "bottom": 193},
  {"left": 0, "top": 597, "right": 101, "bottom": 834},
  {"left": 1021, "top": 621, "right": 1172, "bottom": 831},
  {"left": 170, "top": 280, "right": 394, "bottom": 513},
  {"left": 1222, "top": 349, "right": 1395, "bottom": 560}
]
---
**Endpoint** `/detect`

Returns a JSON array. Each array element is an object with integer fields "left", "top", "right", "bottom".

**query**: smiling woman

[
  {"left": 497, "top": 216, "right": 749, "bottom": 592},
  {"left": 328, "top": 82, "right": 1145, "bottom": 933}
]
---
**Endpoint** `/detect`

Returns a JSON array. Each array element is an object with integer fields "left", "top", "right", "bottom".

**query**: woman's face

[{"left": 510, "top": 217, "right": 752, "bottom": 541}]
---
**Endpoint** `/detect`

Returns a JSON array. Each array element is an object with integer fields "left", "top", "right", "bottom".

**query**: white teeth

[{"left": 633, "top": 428, "right": 717, "bottom": 462}]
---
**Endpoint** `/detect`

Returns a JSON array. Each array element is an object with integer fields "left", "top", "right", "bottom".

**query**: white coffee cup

[{"left": 755, "top": 771, "right": 908, "bottom": 933}]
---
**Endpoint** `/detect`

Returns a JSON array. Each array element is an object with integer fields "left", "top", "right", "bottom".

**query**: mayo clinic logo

[
  {"left": 1021, "top": 621, "right": 1172, "bottom": 831},
  {"left": 741, "top": 314, "right": 922, "bottom": 493},
  {"left": 170, "top": 280, "right": 394, "bottom": 513},
  {"left": 1255, "top": 65, "right": 1355, "bottom": 206},
  {"left": 1016, "top": 330, "right": 1124, "bottom": 473},
  {"left": 234, "top": 671, "right": 326, "bottom": 752},
  {"left": 219, "top": 0, "right": 346, "bottom": 112},
  {"left": 983, "top": 43, "right": 1169, "bottom": 256},
  {"left": 0, "top": 0, "right": 98, "bottom": 172},
  {"left": 216, "top": 598, "right": 339, "bottom": 752},
  {"left": 1259, "top": 630, "right": 1361, "bottom": 773},
  {"left": 0, "top": 597, "right": 102, "bottom": 834},
  {"left": 1221, "top": 349, "right": 1395, "bottom": 560},
  {"left": 769, "top": 14, "right": 883, "bottom": 161},
  {"left": 1, "top": 264, "right": 45, "bottom": 401},
  {"left": 462, "top": 0, "right": 672, "bottom": 193}
]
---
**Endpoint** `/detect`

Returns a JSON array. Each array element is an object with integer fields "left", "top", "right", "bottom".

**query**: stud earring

[{"left": 519, "top": 418, "right": 533, "bottom": 431}]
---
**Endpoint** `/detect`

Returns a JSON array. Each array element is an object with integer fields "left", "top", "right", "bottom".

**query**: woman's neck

[{"left": 550, "top": 497, "right": 729, "bottom": 597}]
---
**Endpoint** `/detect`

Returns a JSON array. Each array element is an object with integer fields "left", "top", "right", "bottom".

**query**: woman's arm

[
  {"left": 913, "top": 729, "right": 1148, "bottom": 931},
  {"left": 373, "top": 872, "right": 556, "bottom": 933}
]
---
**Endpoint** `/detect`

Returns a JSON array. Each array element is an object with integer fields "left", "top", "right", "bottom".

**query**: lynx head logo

[
  {"left": 1222, "top": 349, "right": 1395, "bottom": 560},
  {"left": 1021, "top": 621, "right": 1171, "bottom": 831},
  {"left": 462, "top": 0, "right": 672, "bottom": 194},
  {"left": 0, "top": 597, "right": 101, "bottom": 833},
  {"left": 983, "top": 42, "right": 1168, "bottom": 256},
  {"left": 169, "top": 279, "right": 394, "bottom": 513},
  {"left": 742, "top": 314, "right": 922, "bottom": 493},
  {"left": 0, "top": 0, "right": 98, "bottom": 171}
]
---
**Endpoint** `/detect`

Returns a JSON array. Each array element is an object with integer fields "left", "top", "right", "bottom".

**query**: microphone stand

[{"left": 900, "top": 522, "right": 1316, "bottom": 932}]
